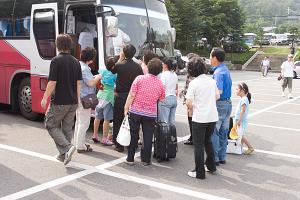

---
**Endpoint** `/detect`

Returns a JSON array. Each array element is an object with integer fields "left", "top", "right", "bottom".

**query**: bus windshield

[{"left": 103, "top": 0, "right": 173, "bottom": 58}]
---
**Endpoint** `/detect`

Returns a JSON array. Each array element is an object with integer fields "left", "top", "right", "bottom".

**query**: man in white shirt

[
  {"left": 281, "top": 54, "right": 296, "bottom": 99},
  {"left": 106, "top": 28, "right": 131, "bottom": 56},
  {"left": 261, "top": 56, "right": 270, "bottom": 77},
  {"left": 78, "top": 29, "right": 95, "bottom": 50}
]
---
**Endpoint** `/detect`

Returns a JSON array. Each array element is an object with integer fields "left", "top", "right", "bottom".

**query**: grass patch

[
  {"left": 259, "top": 47, "right": 295, "bottom": 55},
  {"left": 225, "top": 51, "right": 256, "bottom": 64}
]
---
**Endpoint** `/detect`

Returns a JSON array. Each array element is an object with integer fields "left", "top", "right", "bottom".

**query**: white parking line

[
  {"left": 248, "top": 123, "right": 300, "bottom": 132},
  {"left": 250, "top": 109, "right": 300, "bottom": 116},
  {"left": 248, "top": 96, "right": 300, "bottom": 118},
  {"left": 235, "top": 99, "right": 300, "bottom": 106},
  {"left": 0, "top": 169, "right": 97, "bottom": 200},
  {"left": 0, "top": 136, "right": 194, "bottom": 200},
  {"left": 99, "top": 169, "right": 231, "bottom": 200},
  {"left": 249, "top": 148, "right": 300, "bottom": 160}
]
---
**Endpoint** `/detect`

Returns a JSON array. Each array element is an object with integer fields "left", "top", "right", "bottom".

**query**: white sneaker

[
  {"left": 281, "top": 92, "right": 285, "bottom": 97},
  {"left": 187, "top": 170, "right": 196, "bottom": 178},
  {"left": 64, "top": 146, "right": 75, "bottom": 165},
  {"left": 288, "top": 94, "right": 293, "bottom": 99}
]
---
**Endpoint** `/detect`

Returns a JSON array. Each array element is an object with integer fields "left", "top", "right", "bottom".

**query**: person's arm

[
  {"left": 77, "top": 80, "right": 81, "bottom": 103},
  {"left": 77, "top": 63, "right": 83, "bottom": 103},
  {"left": 124, "top": 77, "right": 139, "bottom": 116},
  {"left": 186, "top": 99, "right": 193, "bottom": 110},
  {"left": 176, "top": 83, "right": 179, "bottom": 96},
  {"left": 214, "top": 73, "right": 224, "bottom": 95},
  {"left": 185, "top": 81, "right": 194, "bottom": 111},
  {"left": 86, "top": 74, "right": 101, "bottom": 87},
  {"left": 281, "top": 63, "right": 285, "bottom": 76},
  {"left": 237, "top": 104, "right": 246, "bottom": 126},
  {"left": 41, "top": 81, "right": 56, "bottom": 109},
  {"left": 215, "top": 87, "right": 220, "bottom": 100},
  {"left": 124, "top": 92, "right": 135, "bottom": 116}
]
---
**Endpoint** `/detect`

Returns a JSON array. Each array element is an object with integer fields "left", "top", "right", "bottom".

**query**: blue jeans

[
  {"left": 211, "top": 100, "right": 232, "bottom": 162},
  {"left": 158, "top": 95, "right": 177, "bottom": 125}
]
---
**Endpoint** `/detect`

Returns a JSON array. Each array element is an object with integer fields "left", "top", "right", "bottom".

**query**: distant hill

[{"left": 239, "top": 0, "right": 300, "bottom": 25}]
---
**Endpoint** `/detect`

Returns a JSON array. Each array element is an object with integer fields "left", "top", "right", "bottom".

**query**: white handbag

[
  {"left": 226, "top": 139, "right": 243, "bottom": 155},
  {"left": 116, "top": 115, "right": 131, "bottom": 146}
]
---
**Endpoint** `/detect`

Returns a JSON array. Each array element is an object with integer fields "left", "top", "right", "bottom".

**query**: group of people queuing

[
  {"left": 41, "top": 34, "right": 253, "bottom": 180},
  {"left": 41, "top": 34, "right": 178, "bottom": 166},
  {"left": 181, "top": 50, "right": 253, "bottom": 179}
]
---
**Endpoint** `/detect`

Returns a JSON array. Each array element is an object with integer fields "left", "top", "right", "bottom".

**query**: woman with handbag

[
  {"left": 124, "top": 58, "right": 165, "bottom": 166},
  {"left": 74, "top": 47, "right": 101, "bottom": 153}
]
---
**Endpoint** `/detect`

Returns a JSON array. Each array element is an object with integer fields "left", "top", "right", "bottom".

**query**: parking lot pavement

[{"left": 1, "top": 71, "right": 300, "bottom": 200}]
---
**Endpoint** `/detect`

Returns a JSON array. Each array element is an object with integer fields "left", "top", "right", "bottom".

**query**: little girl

[
  {"left": 234, "top": 82, "right": 254, "bottom": 155},
  {"left": 92, "top": 56, "right": 118, "bottom": 145}
]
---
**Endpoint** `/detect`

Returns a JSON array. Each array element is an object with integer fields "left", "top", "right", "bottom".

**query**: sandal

[
  {"left": 101, "top": 138, "right": 114, "bottom": 146},
  {"left": 92, "top": 137, "right": 100, "bottom": 143},
  {"left": 244, "top": 147, "right": 254, "bottom": 155},
  {"left": 77, "top": 144, "right": 93, "bottom": 153}
]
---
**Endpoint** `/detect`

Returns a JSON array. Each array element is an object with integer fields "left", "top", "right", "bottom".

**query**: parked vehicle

[
  {"left": 293, "top": 61, "right": 300, "bottom": 78},
  {"left": 0, "top": 0, "right": 174, "bottom": 120},
  {"left": 270, "top": 34, "right": 289, "bottom": 45},
  {"left": 244, "top": 33, "right": 257, "bottom": 47}
]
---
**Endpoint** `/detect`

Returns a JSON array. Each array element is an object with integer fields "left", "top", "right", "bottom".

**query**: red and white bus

[{"left": 0, "top": 0, "right": 175, "bottom": 120}]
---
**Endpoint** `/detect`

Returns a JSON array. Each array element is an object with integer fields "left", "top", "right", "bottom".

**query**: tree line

[{"left": 165, "top": 0, "right": 245, "bottom": 53}]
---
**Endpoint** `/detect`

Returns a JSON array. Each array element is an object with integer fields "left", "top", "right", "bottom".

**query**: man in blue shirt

[{"left": 210, "top": 48, "right": 232, "bottom": 166}]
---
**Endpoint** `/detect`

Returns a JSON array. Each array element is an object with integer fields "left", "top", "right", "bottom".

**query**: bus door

[{"left": 30, "top": 3, "right": 58, "bottom": 113}]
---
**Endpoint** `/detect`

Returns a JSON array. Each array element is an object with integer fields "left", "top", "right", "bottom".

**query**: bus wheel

[{"left": 18, "top": 78, "right": 40, "bottom": 121}]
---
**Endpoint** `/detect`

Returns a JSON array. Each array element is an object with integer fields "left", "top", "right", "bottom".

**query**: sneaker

[
  {"left": 244, "top": 147, "right": 254, "bottom": 155},
  {"left": 55, "top": 154, "right": 65, "bottom": 162},
  {"left": 219, "top": 160, "right": 226, "bottom": 164},
  {"left": 187, "top": 170, "right": 196, "bottom": 178},
  {"left": 125, "top": 159, "right": 134, "bottom": 166},
  {"left": 64, "top": 146, "right": 76, "bottom": 165},
  {"left": 184, "top": 140, "right": 193, "bottom": 145},
  {"left": 288, "top": 93, "right": 293, "bottom": 99},
  {"left": 281, "top": 92, "right": 285, "bottom": 97},
  {"left": 204, "top": 166, "right": 217, "bottom": 173}
]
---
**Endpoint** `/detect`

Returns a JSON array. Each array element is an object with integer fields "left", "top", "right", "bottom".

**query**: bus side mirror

[
  {"left": 105, "top": 16, "right": 118, "bottom": 37},
  {"left": 171, "top": 27, "right": 176, "bottom": 43}
]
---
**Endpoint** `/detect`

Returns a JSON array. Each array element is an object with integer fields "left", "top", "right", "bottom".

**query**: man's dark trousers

[{"left": 113, "top": 93, "right": 128, "bottom": 148}]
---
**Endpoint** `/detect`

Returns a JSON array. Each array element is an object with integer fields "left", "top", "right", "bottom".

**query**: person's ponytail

[{"left": 247, "top": 92, "right": 251, "bottom": 104}]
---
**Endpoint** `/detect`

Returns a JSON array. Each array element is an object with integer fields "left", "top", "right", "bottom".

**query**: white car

[{"left": 294, "top": 61, "right": 300, "bottom": 78}]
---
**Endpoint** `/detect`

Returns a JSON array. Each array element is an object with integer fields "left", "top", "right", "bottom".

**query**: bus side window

[
  {"left": 33, "top": 9, "right": 56, "bottom": 59},
  {"left": 14, "top": 1, "right": 31, "bottom": 37},
  {"left": 0, "top": 0, "right": 14, "bottom": 38}
]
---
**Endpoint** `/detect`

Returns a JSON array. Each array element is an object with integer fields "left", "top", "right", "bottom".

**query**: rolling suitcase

[{"left": 153, "top": 121, "right": 177, "bottom": 162}]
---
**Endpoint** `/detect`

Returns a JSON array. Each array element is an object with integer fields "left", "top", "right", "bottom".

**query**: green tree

[{"left": 166, "top": 0, "right": 245, "bottom": 53}]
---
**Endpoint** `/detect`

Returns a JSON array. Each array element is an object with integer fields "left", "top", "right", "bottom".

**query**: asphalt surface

[{"left": 0, "top": 71, "right": 300, "bottom": 200}]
